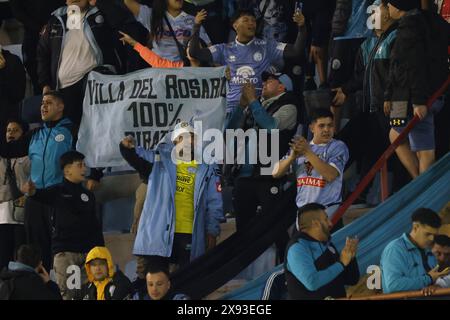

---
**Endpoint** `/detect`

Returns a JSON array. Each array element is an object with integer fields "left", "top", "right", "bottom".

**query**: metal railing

[{"left": 342, "top": 287, "right": 450, "bottom": 300}]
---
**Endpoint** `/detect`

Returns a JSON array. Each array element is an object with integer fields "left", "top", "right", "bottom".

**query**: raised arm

[
  {"left": 283, "top": 12, "right": 307, "bottom": 62},
  {"left": 0, "top": 129, "right": 34, "bottom": 159},
  {"left": 22, "top": 181, "right": 58, "bottom": 206},
  {"left": 188, "top": 11, "right": 214, "bottom": 64},
  {"left": 119, "top": 31, "right": 184, "bottom": 68},
  {"left": 123, "top": 0, "right": 141, "bottom": 17},
  {"left": 272, "top": 135, "right": 305, "bottom": 179},
  {"left": 119, "top": 136, "right": 153, "bottom": 178}
]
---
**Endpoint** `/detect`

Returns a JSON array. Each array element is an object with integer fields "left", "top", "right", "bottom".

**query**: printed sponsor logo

[{"left": 297, "top": 177, "right": 326, "bottom": 188}]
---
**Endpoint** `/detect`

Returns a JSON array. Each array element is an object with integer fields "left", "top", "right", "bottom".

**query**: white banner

[{"left": 77, "top": 67, "right": 227, "bottom": 167}]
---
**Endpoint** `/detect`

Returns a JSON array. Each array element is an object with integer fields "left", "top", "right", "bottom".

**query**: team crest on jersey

[
  {"left": 185, "top": 17, "right": 194, "bottom": 25},
  {"left": 55, "top": 134, "right": 65, "bottom": 142},
  {"left": 253, "top": 52, "right": 263, "bottom": 62},
  {"left": 331, "top": 59, "right": 341, "bottom": 70},
  {"left": 81, "top": 193, "right": 89, "bottom": 202},
  {"left": 95, "top": 15, "right": 104, "bottom": 24},
  {"left": 304, "top": 161, "right": 314, "bottom": 176},
  {"left": 292, "top": 65, "right": 302, "bottom": 75},
  {"left": 229, "top": 55, "right": 236, "bottom": 62},
  {"left": 187, "top": 166, "right": 197, "bottom": 174}
]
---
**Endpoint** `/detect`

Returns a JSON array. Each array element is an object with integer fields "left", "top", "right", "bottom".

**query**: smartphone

[{"left": 295, "top": 1, "right": 303, "bottom": 14}]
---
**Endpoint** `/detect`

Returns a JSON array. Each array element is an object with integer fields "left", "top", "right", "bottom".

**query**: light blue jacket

[
  {"left": 381, "top": 233, "right": 436, "bottom": 293},
  {"left": 29, "top": 118, "right": 73, "bottom": 189},
  {"left": 132, "top": 142, "right": 224, "bottom": 260}
]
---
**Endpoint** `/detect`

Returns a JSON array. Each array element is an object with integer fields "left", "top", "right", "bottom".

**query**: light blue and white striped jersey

[
  {"left": 208, "top": 38, "right": 286, "bottom": 113},
  {"left": 293, "top": 139, "right": 349, "bottom": 210},
  {"left": 136, "top": 7, "right": 211, "bottom": 61}
]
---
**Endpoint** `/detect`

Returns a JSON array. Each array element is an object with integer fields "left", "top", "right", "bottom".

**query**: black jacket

[
  {"left": 37, "top": 1, "right": 149, "bottom": 89},
  {"left": 94, "top": 0, "right": 150, "bottom": 73},
  {"left": 76, "top": 270, "right": 132, "bottom": 300},
  {"left": 119, "top": 143, "right": 153, "bottom": 184},
  {"left": 0, "top": 49, "right": 26, "bottom": 128},
  {"left": 0, "top": 265, "right": 61, "bottom": 300},
  {"left": 342, "top": 23, "right": 398, "bottom": 113},
  {"left": 385, "top": 9, "right": 449, "bottom": 105},
  {"left": 302, "top": 0, "right": 336, "bottom": 47},
  {"left": 37, "top": 5, "right": 120, "bottom": 90},
  {"left": 31, "top": 179, "right": 104, "bottom": 255},
  {"left": 284, "top": 232, "right": 360, "bottom": 300}
]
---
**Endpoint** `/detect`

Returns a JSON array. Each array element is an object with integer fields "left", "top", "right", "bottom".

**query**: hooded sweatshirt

[
  {"left": 81, "top": 246, "right": 132, "bottom": 300},
  {"left": 85, "top": 246, "right": 115, "bottom": 300}
]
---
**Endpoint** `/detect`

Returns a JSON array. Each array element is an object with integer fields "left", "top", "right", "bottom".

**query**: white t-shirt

[
  {"left": 138, "top": 8, "right": 211, "bottom": 61},
  {"left": 58, "top": 15, "right": 97, "bottom": 89}
]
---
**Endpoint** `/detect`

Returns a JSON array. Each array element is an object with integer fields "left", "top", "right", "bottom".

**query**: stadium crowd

[{"left": 0, "top": 0, "right": 449, "bottom": 300}]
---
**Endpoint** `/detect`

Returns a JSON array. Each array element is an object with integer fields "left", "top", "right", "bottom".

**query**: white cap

[{"left": 171, "top": 121, "right": 195, "bottom": 142}]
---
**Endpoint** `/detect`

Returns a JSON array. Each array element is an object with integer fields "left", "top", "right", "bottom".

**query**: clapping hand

[
  {"left": 340, "top": 237, "right": 359, "bottom": 266},
  {"left": 289, "top": 136, "right": 310, "bottom": 158}
]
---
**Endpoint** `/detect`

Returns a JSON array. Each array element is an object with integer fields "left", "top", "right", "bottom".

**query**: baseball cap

[
  {"left": 171, "top": 121, "right": 195, "bottom": 142},
  {"left": 261, "top": 72, "right": 293, "bottom": 92},
  {"left": 387, "top": 0, "right": 421, "bottom": 11}
]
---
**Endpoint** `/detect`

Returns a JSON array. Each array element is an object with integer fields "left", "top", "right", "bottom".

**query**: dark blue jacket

[{"left": 285, "top": 232, "right": 360, "bottom": 300}]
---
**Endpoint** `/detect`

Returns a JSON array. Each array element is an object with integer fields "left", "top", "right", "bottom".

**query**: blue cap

[{"left": 261, "top": 71, "right": 294, "bottom": 92}]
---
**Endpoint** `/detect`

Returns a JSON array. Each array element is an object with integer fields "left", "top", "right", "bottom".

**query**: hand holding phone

[{"left": 295, "top": 1, "right": 303, "bottom": 14}]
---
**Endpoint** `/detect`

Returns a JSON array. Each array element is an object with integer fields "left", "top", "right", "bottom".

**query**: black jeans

[
  {"left": 24, "top": 197, "right": 53, "bottom": 271},
  {"left": 233, "top": 177, "right": 290, "bottom": 262},
  {"left": 0, "top": 224, "right": 26, "bottom": 270},
  {"left": 139, "top": 233, "right": 193, "bottom": 273},
  {"left": 60, "top": 77, "right": 87, "bottom": 129},
  {"left": 22, "top": 29, "right": 42, "bottom": 95}
]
